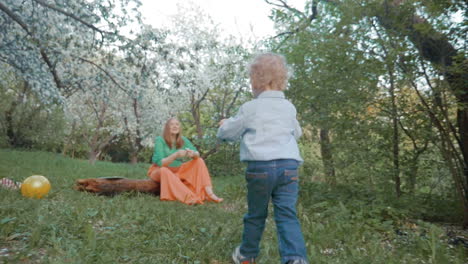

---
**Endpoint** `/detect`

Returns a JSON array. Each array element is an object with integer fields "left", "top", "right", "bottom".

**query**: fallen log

[{"left": 74, "top": 177, "right": 160, "bottom": 196}]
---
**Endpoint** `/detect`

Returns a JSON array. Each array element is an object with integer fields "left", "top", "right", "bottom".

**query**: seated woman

[{"left": 147, "top": 117, "right": 223, "bottom": 205}]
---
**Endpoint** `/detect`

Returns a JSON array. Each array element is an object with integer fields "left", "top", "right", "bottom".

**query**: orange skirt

[{"left": 147, "top": 158, "right": 213, "bottom": 205}]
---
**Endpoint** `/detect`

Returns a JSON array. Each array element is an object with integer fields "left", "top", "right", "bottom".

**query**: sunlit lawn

[{"left": 0, "top": 149, "right": 466, "bottom": 263}]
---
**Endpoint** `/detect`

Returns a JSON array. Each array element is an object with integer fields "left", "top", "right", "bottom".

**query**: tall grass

[{"left": 0, "top": 149, "right": 466, "bottom": 263}]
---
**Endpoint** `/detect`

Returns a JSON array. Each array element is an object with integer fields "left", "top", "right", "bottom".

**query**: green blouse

[{"left": 152, "top": 136, "right": 198, "bottom": 167}]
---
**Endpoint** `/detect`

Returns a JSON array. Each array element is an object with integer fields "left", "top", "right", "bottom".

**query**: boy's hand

[{"left": 218, "top": 119, "right": 227, "bottom": 127}]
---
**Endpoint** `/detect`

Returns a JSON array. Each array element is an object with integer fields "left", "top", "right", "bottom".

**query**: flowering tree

[
  {"left": 0, "top": 0, "right": 184, "bottom": 163},
  {"left": 1, "top": 0, "right": 252, "bottom": 164},
  {"left": 63, "top": 58, "right": 122, "bottom": 164},
  {"left": 62, "top": 39, "right": 185, "bottom": 164},
  {"left": 112, "top": 27, "right": 186, "bottom": 163},
  {"left": 0, "top": 0, "right": 142, "bottom": 100},
  {"left": 163, "top": 3, "right": 251, "bottom": 158}
]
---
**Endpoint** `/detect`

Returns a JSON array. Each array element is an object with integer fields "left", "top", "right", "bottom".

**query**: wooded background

[{"left": 0, "top": 0, "right": 466, "bottom": 227}]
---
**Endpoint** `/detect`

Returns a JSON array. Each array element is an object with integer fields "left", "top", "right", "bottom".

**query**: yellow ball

[{"left": 21, "top": 175, "right": 51, "bottom": 199}]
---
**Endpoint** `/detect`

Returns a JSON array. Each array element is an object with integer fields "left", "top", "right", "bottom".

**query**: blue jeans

[{"left": 240, "top": 159, "right": 308, "bottom": 264}]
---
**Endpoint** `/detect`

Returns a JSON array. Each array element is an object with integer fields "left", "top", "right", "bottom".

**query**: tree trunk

[
  {"left": 4, "top": 82, "right": 29, "bottom": 147},
  {"left": 319, "top": 128, "right": 336, "bottom": 185},
  {"left": 88, "top": 150, "right": 99, "bottom": 164},
  {"left": 62, "top": 121, "right": 76, "bottom": 157},
  {"left": 388, "top": 66, "right": 401, "bottom": 197},
  {"left": 408, "top": 156, "right": 419, "bottom": 194},
  {"left": 87, "top": 134, "right": 115, "bottom": 164},
  {"left": 126, "top": 98, "right": 144, "bottom": 165},
  {"left": 5, "top": 108, "right": 17, "bottom": 146},
  {"left": 130, "top": 153, "right": 138, "bottom": 164},
  {"left": 75, "top": 177, "right": 160, "bottom": 196}
]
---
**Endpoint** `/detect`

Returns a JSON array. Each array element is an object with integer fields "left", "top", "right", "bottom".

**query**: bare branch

[
  {"left": 225, "top": 86, "right": 244, "bottom": 118},
  {"left": 265, "top": 0, "right": 307, "bottom": 19},
  {"left": 408, "top": 79, "right": 464, "bottom": 165},
  {"left": 267, "top": 0, "right": 319, "bottom": 41},
  {"left": 201, "top": 142, "right": 221, "bottom": 159},
  {"left": 39, "top": 49, "right": 63, "bottom": 89},
  {"left": 194, "top": 88, "right": 210, "bottom": 109},
  {"left": 97, "top": 134, "right": 117, "bottom": 151},
  {"left": 418, "top": 58, "right": 460, "bottom": 143},
  {"left": 0, "top": 2, "right": 32, "bottom": 34}
]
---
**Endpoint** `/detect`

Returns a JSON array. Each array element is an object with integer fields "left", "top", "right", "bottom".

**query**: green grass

[{"left": 0, "top": 149, "right": 466, "bottom": 263}]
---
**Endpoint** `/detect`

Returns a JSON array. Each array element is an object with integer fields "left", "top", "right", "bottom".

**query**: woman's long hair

[{"left": 162, "top": 117, "right": 184, "bottom": 149}]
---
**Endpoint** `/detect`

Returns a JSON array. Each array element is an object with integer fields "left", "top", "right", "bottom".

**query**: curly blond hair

[{"left": 248, "top": 53, "right": 288, "bottom": 94}]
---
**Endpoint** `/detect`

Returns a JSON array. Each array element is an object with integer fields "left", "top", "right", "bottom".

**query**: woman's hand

[
  {"left": 176, "top": 149, "right": 188, "bottom": 158},
  {"left": 162, "top": 150, "right": 186, "bottom": 167},
  {"left": 186, "top": 149, "right": 194, "bottom": 158},
  {"left": 185, "top": 149, "right": 199, "bottom": 159}
]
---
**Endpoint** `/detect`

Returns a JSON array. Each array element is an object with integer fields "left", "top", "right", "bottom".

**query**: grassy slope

[{"left": 0, "top": 149, "right": 466, "bottom": 263}]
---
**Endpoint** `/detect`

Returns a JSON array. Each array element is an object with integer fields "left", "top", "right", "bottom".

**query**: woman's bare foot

[
  {"left": 186, "top": 198, "right": 203, "bottom": 205},
  {"left": 205, "top": 186, "right": 223, "bottom": 203}
]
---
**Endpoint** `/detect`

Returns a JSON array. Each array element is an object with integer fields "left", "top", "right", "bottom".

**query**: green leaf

[{"left": 0, "top": 217, "right": 16, "bottom": 224}]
